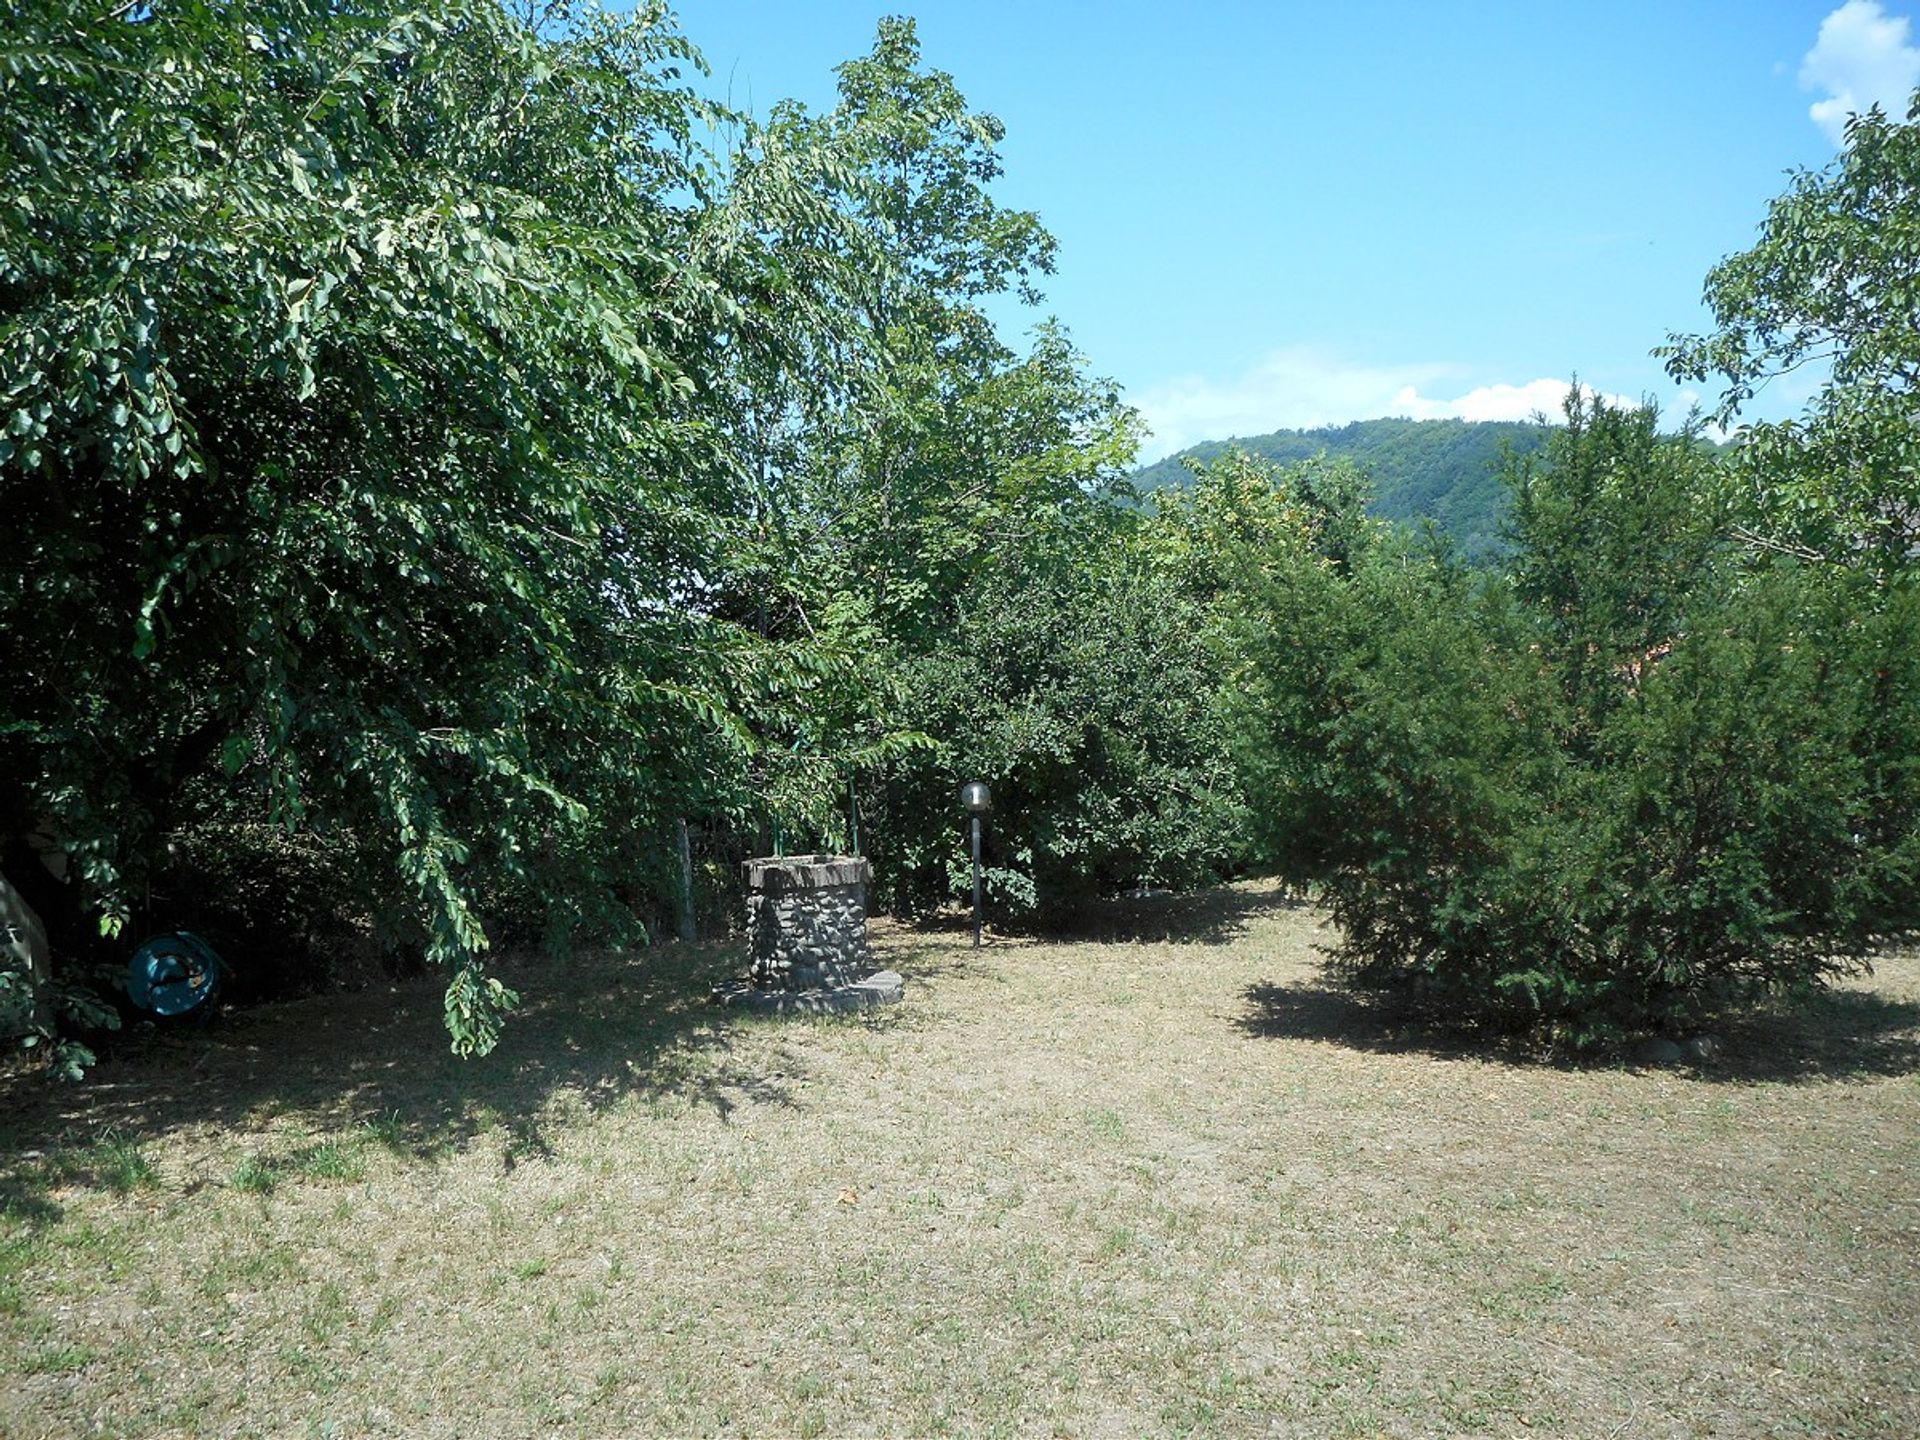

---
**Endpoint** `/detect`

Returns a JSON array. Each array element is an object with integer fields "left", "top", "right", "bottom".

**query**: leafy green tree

[
  {"left": 0, "top": 0, "right": 901, "bottom": 1058},
  {"left": 1662, "top": 93, "right": 1920, "bottom": 571},
  {"left": 1659, "top": 89, "right": 1920, "bottom": 951},
  {"left": 683, "top": 17, "right": 1234, "bottom": 907},
  {"left": 637, "top": 17, "right": 1077, "bottom": 846}
]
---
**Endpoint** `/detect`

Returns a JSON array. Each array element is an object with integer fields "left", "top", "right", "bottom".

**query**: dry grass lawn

[{"left": 3, "top": 880, "right": 1918, "bottom": 1438}]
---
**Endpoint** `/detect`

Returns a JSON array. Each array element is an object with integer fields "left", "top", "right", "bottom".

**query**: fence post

[{"left": 676, "top": 818, "right": 696, "bottom": 944}]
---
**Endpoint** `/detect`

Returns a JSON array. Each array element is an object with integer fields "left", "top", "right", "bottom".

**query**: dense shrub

[{"left": 1222, "top": 399, "right": 1920, "bottom": 1042}]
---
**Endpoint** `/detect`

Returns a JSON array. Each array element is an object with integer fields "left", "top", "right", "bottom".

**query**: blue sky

[{"left": 682, "top": 1, "right": 1920, "bottom": 460}]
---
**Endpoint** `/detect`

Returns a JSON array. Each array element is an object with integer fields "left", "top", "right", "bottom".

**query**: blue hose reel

[{"left": 128, "top": 931, "right": 225, "bottom": 1017}]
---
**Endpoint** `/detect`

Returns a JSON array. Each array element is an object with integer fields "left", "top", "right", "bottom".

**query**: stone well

[{"left": 715, "top": 853, "right": 903, "bottom": 1012}]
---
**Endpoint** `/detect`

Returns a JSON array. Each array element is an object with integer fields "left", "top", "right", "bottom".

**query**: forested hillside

[{"left": 1133, "top": 418, "right": 1551, "bottom": 555}]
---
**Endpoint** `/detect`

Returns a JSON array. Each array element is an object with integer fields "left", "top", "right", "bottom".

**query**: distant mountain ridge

[{"left": 1133, "top": 416, "right": 1553, "bottom": 557}]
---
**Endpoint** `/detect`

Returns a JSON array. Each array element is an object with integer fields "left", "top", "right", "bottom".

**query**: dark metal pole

[{"left": 970, "top": 814, "right": 983, "bottom": 948}]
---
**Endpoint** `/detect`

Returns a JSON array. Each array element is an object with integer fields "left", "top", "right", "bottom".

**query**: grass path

[{"left": 3, "top": 882, "right": 1918, "bottom": 1437}]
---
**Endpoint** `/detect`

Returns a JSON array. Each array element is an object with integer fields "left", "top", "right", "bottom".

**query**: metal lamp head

[{"left": 961, "top": 781, "right": 992, "bottom": 815}]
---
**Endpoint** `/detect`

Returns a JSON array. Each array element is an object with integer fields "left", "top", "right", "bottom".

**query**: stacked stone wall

[{"left": 744, "top": 855, "right": 874, "bottom": 991}]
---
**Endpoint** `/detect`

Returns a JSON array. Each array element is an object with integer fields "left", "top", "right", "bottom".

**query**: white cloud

[
  {"left": 1389, "top": 377, "right": 1634, "bottom": 423},
  {"left": 1801, "top": 1, "right": 1920, "bottom": 144},
  {"left": 1132, "top": 347, "right": 1449, "bottom": 461},
  {"left": 1133, "top": 347, "right": 1634, "bottom": 463}
]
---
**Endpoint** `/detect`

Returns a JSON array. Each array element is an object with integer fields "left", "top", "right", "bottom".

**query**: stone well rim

[{"left": 741, "top": 853, "right": 872, "bottom": 893}]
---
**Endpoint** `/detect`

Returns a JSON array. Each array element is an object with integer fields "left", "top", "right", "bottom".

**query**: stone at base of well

[{"left": 712, "top": 970, "right": 904, "bottom": 1014}]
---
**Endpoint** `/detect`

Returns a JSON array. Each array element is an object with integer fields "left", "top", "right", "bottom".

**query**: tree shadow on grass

[
  {"left": 0, "top": 936, "right": 812, "bottom": 1222},
  {"left": 1050, "top": 884, "right": 1304, "bottom": 946},
  {"left": 1238, "top": 970, "right": 1920, "bottom": 1084},
  {"left": 1238, "top": 979, "right": 1542, "bottom": 1066},
  {"left": 1706, "top": 984, "right": 1920, "bottom": 1083},
  {"left": 907, "top": 880, "right": 1300, "bottom": 949}
]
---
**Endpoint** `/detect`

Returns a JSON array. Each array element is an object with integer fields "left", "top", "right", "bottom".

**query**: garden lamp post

[{"left": 961, "top": 781, "right": 991, "bottom": 948}]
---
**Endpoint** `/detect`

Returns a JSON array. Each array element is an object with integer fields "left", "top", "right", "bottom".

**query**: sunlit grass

[{"left": 0, "top": 886, "right": 1916, "bottom": 1437}]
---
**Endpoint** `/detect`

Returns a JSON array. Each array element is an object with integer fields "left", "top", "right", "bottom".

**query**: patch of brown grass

[{"left": 3, "top": 880, "right": 1918, "bottom": 1437}]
